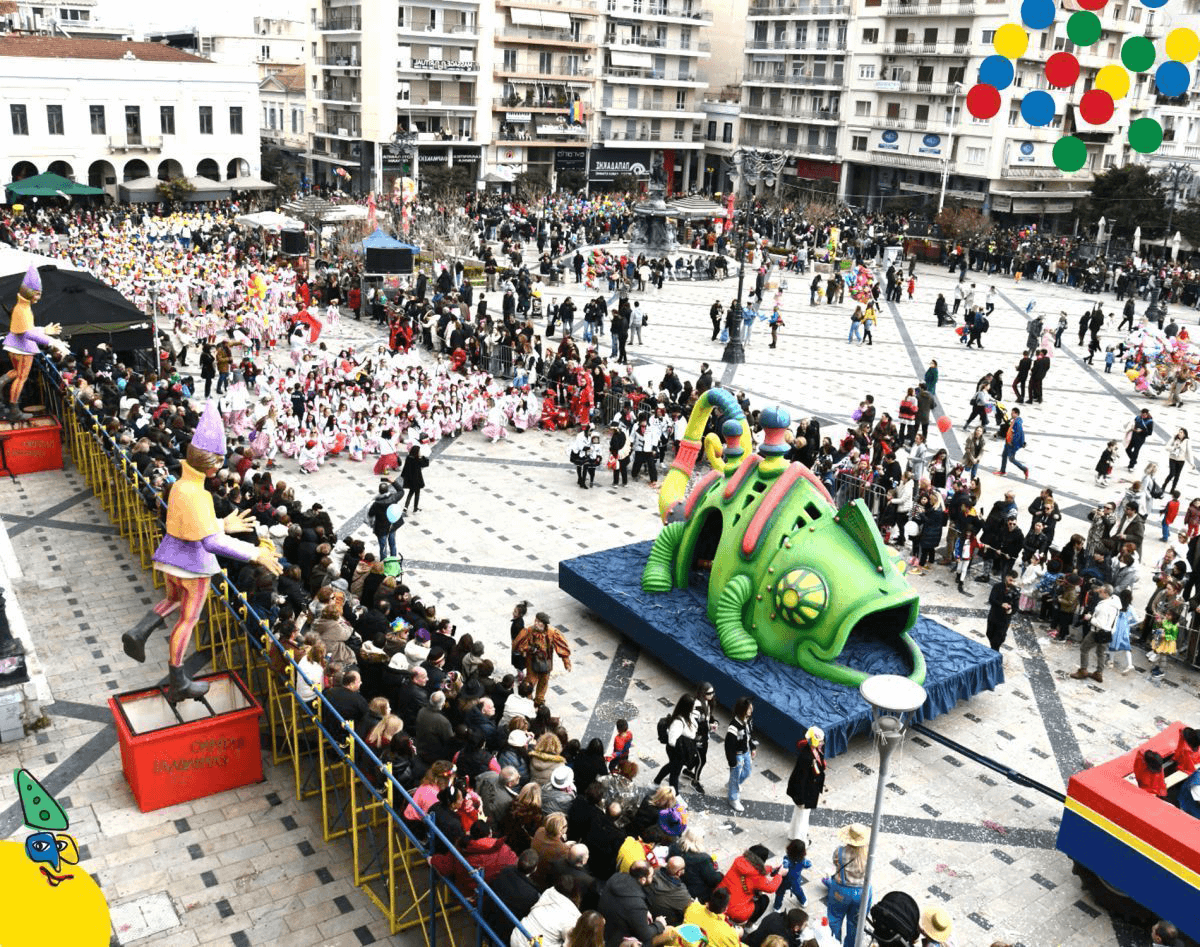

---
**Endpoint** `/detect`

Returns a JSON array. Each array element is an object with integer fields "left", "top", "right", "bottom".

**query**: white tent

[{"left": 235, "top": 210, "right": 305, "bottom": 232}]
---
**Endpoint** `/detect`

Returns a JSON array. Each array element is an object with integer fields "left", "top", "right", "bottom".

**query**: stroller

[
  {"left": 866, "top": 890, "right": 921, "bottom": 946},
  {"left": 992, "top": 398, "right": 1012, "bottom": 440}
]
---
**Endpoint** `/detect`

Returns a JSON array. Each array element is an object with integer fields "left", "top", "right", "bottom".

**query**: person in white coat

[
  {"left": 1163, "top": 428, "right": 1192, "bottom": 495},
  {"left": 510, "top": 874, "right": 582, "bottom": 947}
]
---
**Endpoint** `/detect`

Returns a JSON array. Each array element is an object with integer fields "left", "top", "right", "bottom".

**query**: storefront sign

[
  {"left": 418, "top": 152, "right": 449, "bottom": 164},
  {"left": 555, "top": 148, "right": 587, "bottom": 171},
  {"left": 413, "top": 58, "right": 478, "bottom": 71},
  {"left": 587, "top": 147, "right": 651, "bottom": 181},
  {"left": 793, "top": 158, "right": 841, "bottom": 181},
  {"left": 537, "top": 125, "right": 585, "bottom": 135},
  {"left": 506, "top": 112, "right": 531, "bottom": 122},
  {"left": 917, "top": 133, "right": 942, "bottom": 156}
]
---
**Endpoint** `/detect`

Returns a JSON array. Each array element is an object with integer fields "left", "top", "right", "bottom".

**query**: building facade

[{"left": 0, "top": 36, "right": 260, "bottom": 199}]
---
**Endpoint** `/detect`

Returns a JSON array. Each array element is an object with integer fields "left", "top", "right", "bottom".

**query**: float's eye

[{"left": 774, "top": 568, "right": 828, "bottom": 627}]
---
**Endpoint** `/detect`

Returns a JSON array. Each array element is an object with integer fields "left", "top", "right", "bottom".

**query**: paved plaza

[{"left": 1, "top": 254, "right": 1198, "bottom": 947}]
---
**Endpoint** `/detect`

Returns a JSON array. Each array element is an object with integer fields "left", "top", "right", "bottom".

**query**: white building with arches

[{"left": 0, "top": 36, "right": 260, "bottom": 200}]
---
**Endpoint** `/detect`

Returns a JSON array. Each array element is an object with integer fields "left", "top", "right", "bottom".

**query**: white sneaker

[{"left": 730, "top": 799, "right": 745, "bottom": 813}]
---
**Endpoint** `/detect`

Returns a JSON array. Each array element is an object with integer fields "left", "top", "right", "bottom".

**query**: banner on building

[
  {"left": 793, "top": 158, "right": 841, "bottom": 181},
  {"left": 916, "top": 133, "right": 943, "bottom": 157},
  {"left": 587, "top": 148, "right": 651, "bottom": 181},
  {"left": 555, "top": 149, "right": 587, "bottom": 171},
  {"left": 871, "top": 129, "right": 909, "bottom": 153},
  {"left": 505, "top": 112, "right": 532, "bottom": 123},
  {"left": 1006, "top": 140, "right": 1053, "bottom": 166}
]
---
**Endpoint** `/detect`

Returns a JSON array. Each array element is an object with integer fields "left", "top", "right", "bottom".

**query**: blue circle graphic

[
  {"left": 979, "top": 55, "right": 1015, "bottom": 90},
  {"left": 1020, "top": 90, "right": 1056, "bottom": 127},
  {"left": 1021, "top": 0, "right": 1056, "bottom": 29},
  {"left": 882, "top": 130, "right": 899, "bottom": 143},
  {"left": 1155, "top": 60, "right": 1190, "bottom": 98},
  {"left": 1141, "top": 0, "right": 1168, "bottom": 8},
  {"left": 1020, "top": 142, "right": 1035, "bottom": 155},
  {"left": 923, "top": 134, "right": 941, "bottom": 147}
]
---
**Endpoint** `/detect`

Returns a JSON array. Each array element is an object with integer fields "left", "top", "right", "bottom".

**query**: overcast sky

[{"left": 96, "top": 0, "right": 300, "bottom": 36}]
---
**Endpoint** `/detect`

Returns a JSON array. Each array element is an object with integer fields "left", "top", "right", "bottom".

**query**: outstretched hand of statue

[
  {"left": 224, "top": 510, "right": 258, "bottom": 534},
  {"left": 255, "top": 542, "right": 283, "bottom": 576},
  {"left": 45, "top": 323, "right": 61, "bottom": 336}
]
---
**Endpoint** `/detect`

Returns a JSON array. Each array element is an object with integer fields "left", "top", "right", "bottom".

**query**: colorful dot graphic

[{"left": 971, "top": 0, "right": 1200, "bottom": 171}]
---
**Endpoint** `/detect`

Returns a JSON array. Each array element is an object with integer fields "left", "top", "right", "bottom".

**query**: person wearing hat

[
  {"left": 716, "top": 844, "right": 781, "bottom": 926},
  {"left": 826, "top": 823, "right": 870, "bottom": 947},
  {"left": 918, "top": 905, "right": 956, "bottom": 946},
  {"left": 543, "top": 765, "right": 577, "bottom": 817},
  {"left": 786, "top": 727, "right": 827, "bottom": 843},
  {"left": 497, "top": 728, "right": 531, "bottom": 782},
  {"left": 512, "top": 612, "right": 573, "bottom": 707}
]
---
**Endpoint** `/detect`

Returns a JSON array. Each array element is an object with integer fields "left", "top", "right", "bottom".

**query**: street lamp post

[
  {"left": 853, "top": 674, "right": 928, "bottom": 947},
  {"left": 937, "top": 82, "right": 964, "bottom": 215},
  {"left": 388, "top": 128, "right": 418, "bottom": 235},
  {"left": 147, "top": 280, "right": 161, "bottom": 377},
  {"left": 720, "top": 148, "right": 788, "bottom": 364},
  {"left": 1162, "top": 161, "right": 1193, "bottom": 244}
]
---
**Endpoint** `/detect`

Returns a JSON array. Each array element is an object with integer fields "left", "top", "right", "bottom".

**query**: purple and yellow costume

[{"left": 2, "top": 265, "right": 54, "bottom": 421}]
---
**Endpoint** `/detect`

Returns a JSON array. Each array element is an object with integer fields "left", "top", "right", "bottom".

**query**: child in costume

[
  {"left": 2, "top": 265, "right": 65, "bottom": 421},
  {"left": 122, "top": 400, "right": 281, "bottom": 702}
]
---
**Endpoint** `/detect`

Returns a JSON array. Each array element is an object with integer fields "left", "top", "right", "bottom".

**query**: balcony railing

[
  {"left": 605, "top": 67, "right": 700, "bottom": 81},
  {"left": 745, "top": 71, "right": 843, "bottom": 86},
  {"left": 318, "top": 13, "right": 361, "bottom": 30},
  {"left": 494, "top": 96, "right": 585, "bottom": 110},
  {"left": 495, "top": 0, "right": 598, "bottom": 9},
  {"left": 108, "top": 135, "right": 163, "bottom": 152},
  {"left": 399, "top": 22, "right": 479, "bottom": 35},
  {"left": 317, "top": 89, "right": 362, "bottom": 103},
  {"left": 497, "top": 28, "right": 595, "bottom": 43},
  {"left": 867, "top": 114, "right": 947, "bottom": 131},
  {"left": 743, "top": 104, "right": 840, "bottom": 121},
  {"left": 314, "top": 122, "right": 362, "bottom": 137},
  {"left": 883, "top": 0, "right": 976, "bottom": 14},
  {"left": 748, "top": 38, "right": 847, "bottom": 50},
  {"left": 747, "top": 1, "right": 849, "bottom": 15},
  {"left": 623, "top": 5, "right": 715, "bottom": 21},
  {"left": 316, "top": 56, "right": 361, "bottom": 67},
  {"left": 605, "top": 129, "right": 695, "bottom": 141},
  {"left": 611, "top": 36, "right": 711, "bottom": 52},
  {"left": 881, "top": 41, "right": 970, "bottom": 54}
]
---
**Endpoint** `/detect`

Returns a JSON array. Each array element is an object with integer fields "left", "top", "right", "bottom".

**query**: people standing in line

[
  {"left": 512, "top": 611, "right": 572, "bottom": 707},
  {"left": 725, "top": 696, "right": 756, "bottom": 813},
  {"left": 786, "top": 727, "right": 826, "bottom": 843}
]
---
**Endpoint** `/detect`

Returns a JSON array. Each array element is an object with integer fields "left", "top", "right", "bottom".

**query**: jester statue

[
  {"left": 2, "top": 265, "right": 64, "bottom": 422},
  {"left": 122, "top": 400, "right": 282, "bottom": 702},
  {"left": 641, "top": 388, "right": 926, "bottom": 689}
]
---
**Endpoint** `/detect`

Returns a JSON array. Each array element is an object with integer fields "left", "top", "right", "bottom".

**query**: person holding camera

[{"left": 512, "top": 611, "right": 572, "bottom": 707}]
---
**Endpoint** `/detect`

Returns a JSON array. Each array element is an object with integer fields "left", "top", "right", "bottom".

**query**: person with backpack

[
  {"left": 511, "top": 612, "right": 572, "bottom": 707},
  {"left": 962, "top": 379, "right": 993, "bottom": 433},
  {"left": 966, "top": 308, "right": 988, "bottom": 348},
  {"left": 997, "top": 407, "right": 1029, "bottom": 479},
  {"left": 655, "top": 694, "right": 698, "bottom": 792}
]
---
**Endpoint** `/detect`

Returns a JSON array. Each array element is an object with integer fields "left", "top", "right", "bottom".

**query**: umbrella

[
  {"left": 225, "top": 174, "right": 277, "bottom": 191},
  {"left": 235, "top": 210, "right": 305, "bottom": 232},
  {"left": 1134, "top": 226, "right": 1142, "bottom": 254},
  {"left": 4, "top": 171, "right": 102, "bottom": 197},
  {"left": 0, "top": 265, "right": 150, "bottom": 351},
  {"left": 1172, "top": 230, "right": 1181, "bottom": 261}
]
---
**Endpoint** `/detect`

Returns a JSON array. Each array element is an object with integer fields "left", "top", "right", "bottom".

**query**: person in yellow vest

[{"left": 683, "top": 886, "right": 742, "bottom": 947}]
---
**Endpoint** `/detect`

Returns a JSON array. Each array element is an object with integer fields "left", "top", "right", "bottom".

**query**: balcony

[
  {"left": 494, "top": 127, "right": 589, "bottom": 145},
  {"left": 316, "top": 56, "right": 361, "bottom": 68},
  {"left": 495, "top": 0, "right": 598, "bottom": 10},
  {"left": 608, "top": 36, "right": 712, "bottom": 53},
  {"left": 616, "top": 4, "right": 714, "bottom": 22},
  {"left": 744, "top": 71, "right": 844, "bottom": 86},
  {"left": 108, "top": 135, "right": 163, "bottom": 152},
  {"left": 398, "top": 23, "right": 479, "bottom": 37},
  {"left": 868, "top": 114, "right": 947, "bottom": 131},
  {"left": 318, "top": 12, "right": 361, "bottom": 31},
  {"left": 883, "top": 0, "right": 976, "bottom": 14},
  {"left": 742, "top": 104, "right": 840, "bottom": 121},
  {"left": 493, "top": 65, "right": 592, "bottom": 81},
  {"left": 605, "top": 129, "right": 697, "bottom": 143},
  {"left": 317, "top": 88, "right": 362, "bottom": 104},
  {"left": 867, "top": 152, "right": 945, "bottom": 169},
  {"left": 493, "top": 95, "right": 586, "bottom": 110},
  {"left": 1000, "top": 166, "right": 1066, "bottom": 178},
  {"left": 603, "top": 67, "right": 702, "bottom": 82},
  {"left": 747, "top": 1, "right": 849, "bottom": 15},
  {"left": 314, "top": 122, "right": 361, "bottom": 138},
  {"left": 496, "top": 27, "right": 595, "bottom": 44},
  {"left": 882, "top": 41, "right": 970, "bottom": 55},
  {"left": 403, "top": 59, "right": 482, "bottom": 74},
  {"left": 748, "top": 39, "right": 847, "bottom": 51}
]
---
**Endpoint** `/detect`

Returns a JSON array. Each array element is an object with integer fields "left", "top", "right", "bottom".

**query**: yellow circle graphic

[
  {"left": 994, "top": 23, "right": 1029, "bottom": 59},
  {"left": 1166, "top": 28, "right": 1200, "bottom": 63},
  {"left": 776, "top": 568, "right": 828, "bottom": 627},
  {"left": 1095, "top": 63, "right": 1131, "bottom": 99},
  {"left": 0, "top": 840, "right": 110, "bottom": 947}
]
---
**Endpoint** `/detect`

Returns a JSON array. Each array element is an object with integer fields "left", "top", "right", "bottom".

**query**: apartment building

[
  {"left": 593, "top": 0, "right": 712, "bottom": 191},
  {"left": 738, "top": 0, "right": 849, "bottom": 194},
  {"left": 839, "top": 0, "right": 1160, "bottom": 219}
]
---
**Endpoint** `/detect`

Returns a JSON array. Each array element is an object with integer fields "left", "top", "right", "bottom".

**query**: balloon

[
  {"left": 386, "top": 503, "right": 404, "bottom": 523},
  {"left": 955, "top": 326, "right": 965, "bottom": 336},
  {"left": 937, "top": 416, "right": 953, "bottom": 434},
  {"left": 1125, "top": 369, "right": 1139, "bottom": 381}
]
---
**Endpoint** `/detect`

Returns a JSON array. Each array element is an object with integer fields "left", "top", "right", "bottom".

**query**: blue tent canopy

[{"left": 360, "top": 227, "right": 420, "bottom": 252}]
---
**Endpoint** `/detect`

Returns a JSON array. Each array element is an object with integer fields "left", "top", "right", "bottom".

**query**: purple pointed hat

[
  {"left": 19, "top": 264, "right": 41, "bottom": 295},
  {"left": 191, "top": 400, "right": 227, "bottom": 454}
]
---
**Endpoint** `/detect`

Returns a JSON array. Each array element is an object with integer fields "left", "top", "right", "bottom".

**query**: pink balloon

[{"left": 936, "top": 416, "right": 952, "bottom": 434}]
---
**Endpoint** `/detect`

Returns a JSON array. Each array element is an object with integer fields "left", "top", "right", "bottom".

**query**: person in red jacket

[
  {"left": 430, "top": 821, "right": 517, "bottom": 897},
  {"left": 716, "top": 843, "right": 782, "bottom": 926}
]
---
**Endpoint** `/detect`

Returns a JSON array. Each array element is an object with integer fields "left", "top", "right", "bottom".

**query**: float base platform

[
  {"left": 108, "top": 671, "right": 264, "bottom": 812},
  {"left": 560, "top": 541, "right": 1003, "bottom": 758},
  {"left": 0, "top": 415, "right": 62, "bottom": 476}
]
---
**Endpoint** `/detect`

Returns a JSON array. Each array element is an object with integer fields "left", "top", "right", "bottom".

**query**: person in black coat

[
  {"left": 743, "top": 908, "right": 810, "bottom": 947},
  {"left": 786, "top": 728, "right": 826, "bottom": 842},
  {"left": 987, "top": 570, "right": 1020, "bottom": 651},
  {"left": 481, "top": 851, "right": 541, "bottom": 943},
  {"left": 399, "top": 444, "right": 429, "bottom": 513}
]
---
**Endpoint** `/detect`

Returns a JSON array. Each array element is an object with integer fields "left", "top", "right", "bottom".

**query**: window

[
  {"left": 428, "top": 80, "right": 441, "bottom": 101},
  {"left": 160, "top": 105, "right": 175, "bottom": 135},
  {"left": 707, "top": 120, "right": 716, "bottom": 140},
  {"left": 538, "top": 51, "right": 553, "bottom": 73},
  {"left": 855, "top": 100, "right": 871, "bottom": 116},
  {"left": 261, "top": 44, "right": 270, "bottom": 59},
  {"left": 675, "top": 89, "right": 687, "bottom": 110},
  {"left": 229, "top": 106, "right": 243, "bottom": 134},
  {"left": 923, "top": 27, "right": 938, "bottom": 44},
  {"left": 1008, "top": 106, "right": 1020, "bottom": 125},
  {"left": 982, "top": 30, "right": 995, "bottom": 43},
  {"left": 89, "top": 104, "right": 105, "bottom": 134},
  {"left": 10, "top": 104, "right": 27, "bottom": 135},
  {"left": 852, "top": 135, "right": 867, "bottom": 151},
  {"left": 46, "top": 104, "right": 63, "bottom": 135},
  {"left": 947, "top": 65, "right": 965, "bottom": 85},
  {"left": 292, "top": 108, "right": 300, "bottom": 133},
  {"left": 966, "top": 147, "right": 985, "bottom": 164},
  {"left": 502, "top": 48, "right": 517, "bottom": 71},
  {"left": 564, "top": 54, "right": 580, "bottom": 75},
  {"left": 858, "top": 64, "right": 876, "bottom": 80},
  {"left": 862, "top": 28, "right": 878, "bottom": 43},
  {"left": 199, "top": 105, "right": 213, "bottom": 134},
  {"left": 722, "top": 122, "right": 732, "bottom": 142},
  {"left": 125, "top": 105, "right": 141, "bottom": 144},
  {"left": 268, "top": 108, "right": 276, "bottom": 130}
]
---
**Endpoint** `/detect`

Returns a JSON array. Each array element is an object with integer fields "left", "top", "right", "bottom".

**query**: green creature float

[{"left": 641, "top": 390, "right": 926, "bottom": 688}]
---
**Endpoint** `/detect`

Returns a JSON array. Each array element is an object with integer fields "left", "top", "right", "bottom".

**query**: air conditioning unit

[{"left": 583, "top": 53, "right": 592, "bottom": 61}]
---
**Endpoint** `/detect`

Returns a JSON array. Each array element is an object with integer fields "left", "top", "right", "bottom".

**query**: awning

[
  {"left": 225, "top": 174, "right": 277, "bottom": 191},
  {"left": 610, "top": 50, "right": 653, "bottom": 69},
  {"left": 4, "top": 171, "right": 103, "bottom": 197},
  {"left": 302, "top": 152, "right": 361, "bottom": 167},
  {"left": 510, "top": 7, "right": 571, "bottom": 28},
  {"left": 506, "top": 112, "right": 532, "bottom": 122}
]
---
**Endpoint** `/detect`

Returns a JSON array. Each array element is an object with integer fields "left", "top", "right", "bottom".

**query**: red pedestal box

[
  {"left": 107, "top": 672, "right": 264, "bottom": 812},
  {"left": 0, "top": 416, "right": 63, "bottom": 476}
]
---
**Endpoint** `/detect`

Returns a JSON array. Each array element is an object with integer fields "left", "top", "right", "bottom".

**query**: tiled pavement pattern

[{"left": 1, "top": 254, "right": 1198, "bottom": 946}]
